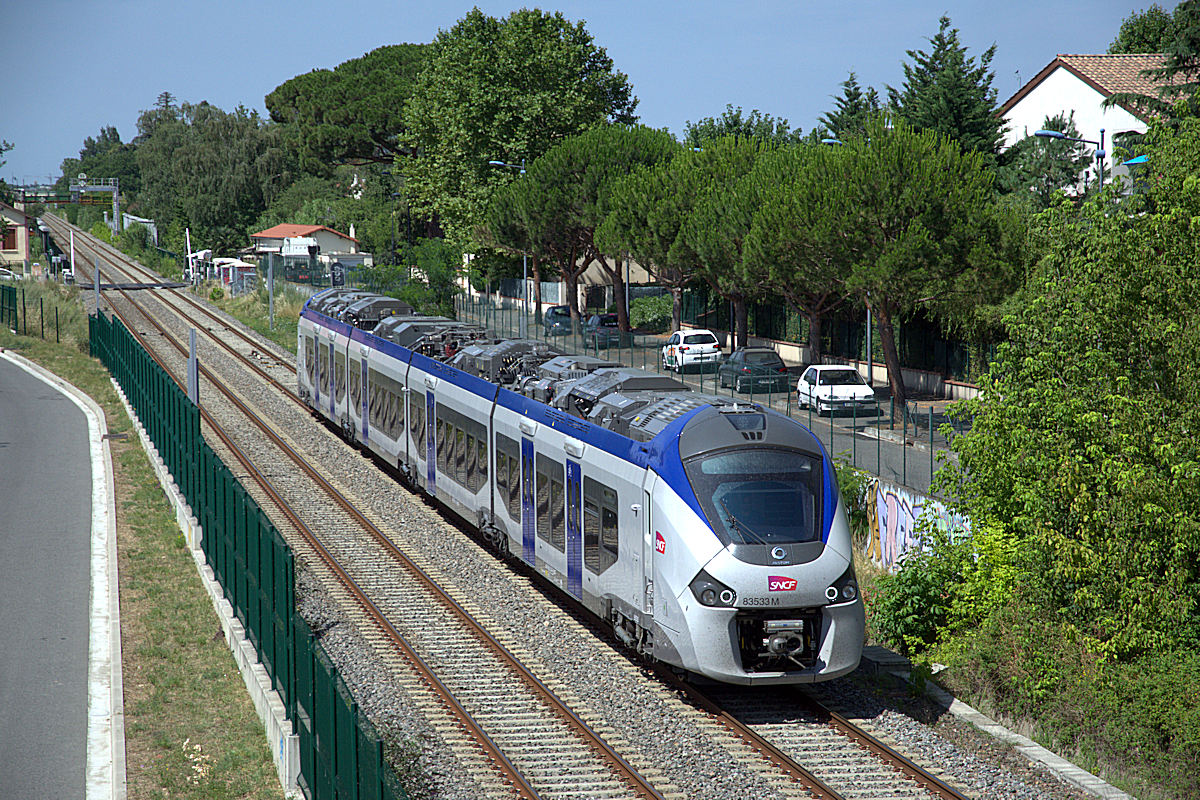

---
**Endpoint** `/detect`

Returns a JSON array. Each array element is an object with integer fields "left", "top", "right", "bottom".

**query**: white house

[
  {"left": 1, "top": 202, "right": 30, "bottom": 270},
  {"left": 1000, "top": 54, "right": 1166, "bottom": 188},
  {"left": 249, "top": 223, "right": 360, "bottom": 258}
]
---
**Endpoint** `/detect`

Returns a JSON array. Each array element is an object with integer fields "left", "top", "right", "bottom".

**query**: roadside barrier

[{"left": 89, "top": 309, "right": 407, "bottom": 800}]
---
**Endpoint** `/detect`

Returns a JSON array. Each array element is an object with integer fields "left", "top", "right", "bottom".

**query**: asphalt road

[{"left": 0, "top": 356, "right": 92, "bottom": 800}]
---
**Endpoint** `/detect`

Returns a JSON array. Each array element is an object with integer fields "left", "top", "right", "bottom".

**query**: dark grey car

[
  {"left": 718, "top": 347, "right": 791, "bottom": 393},
  {"left": 585, "top": 313, "right": 622, "bottom": 349}
]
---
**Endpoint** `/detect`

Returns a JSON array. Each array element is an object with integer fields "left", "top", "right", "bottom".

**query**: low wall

[{"left": 863, "top": 477, "right": 971, "bottom": 571}]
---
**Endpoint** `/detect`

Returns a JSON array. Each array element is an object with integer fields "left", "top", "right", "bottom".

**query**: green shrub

[
  {"left": 630, "top": 294, "right": 671, "bottom": 332},
  {"left": 834, "top": 460, "right": 872, "bottom": 547}
]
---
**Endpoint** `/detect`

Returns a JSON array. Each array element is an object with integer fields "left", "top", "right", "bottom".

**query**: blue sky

[{"left": 2, "top": 0, "right": 1150, "bottom": 184}]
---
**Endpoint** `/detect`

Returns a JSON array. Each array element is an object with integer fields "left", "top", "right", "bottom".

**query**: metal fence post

[{"left": 929, "top": 406, "right": 934, "bottom": 485}]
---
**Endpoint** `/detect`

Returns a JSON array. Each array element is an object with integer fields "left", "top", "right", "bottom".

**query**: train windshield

[{"left": 684, "top": 448, "right": 822, "bottom": 546}]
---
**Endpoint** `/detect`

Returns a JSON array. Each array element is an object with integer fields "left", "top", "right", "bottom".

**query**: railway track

[{"left": 47, "top": 213, "right": 987, "bottom": 800}]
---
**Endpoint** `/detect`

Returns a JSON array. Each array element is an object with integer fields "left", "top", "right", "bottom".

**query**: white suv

[{"left": 661, "top": 329, "right": 722, "bottom": 372}]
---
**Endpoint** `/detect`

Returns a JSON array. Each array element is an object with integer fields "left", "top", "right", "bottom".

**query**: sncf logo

[
  {"left": 768, "top": 576, "right": 797, "bottom": 592},
  {"left": 655, "top": 531, "right": 666, "bottom": 554}
]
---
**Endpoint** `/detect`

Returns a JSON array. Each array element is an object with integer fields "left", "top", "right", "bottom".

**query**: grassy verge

[
  {"left": 1, "top": 308, "right": 283, "bottom": 799},
  {"left": 201, "top": 282, "right": 306, "bottom": 356}
]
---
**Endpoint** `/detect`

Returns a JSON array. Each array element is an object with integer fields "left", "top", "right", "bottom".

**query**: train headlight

[
  {"left": 826, "top": 564, "right": 859, "bottom": 605},
  {"left": 689, "top": 570, "right": 737, "bottom": 608}
]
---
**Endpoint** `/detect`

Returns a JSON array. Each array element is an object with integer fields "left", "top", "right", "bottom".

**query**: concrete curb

[
  {"left": 861, "top": 647, "right": 1134, "bottom": 799},
  {"left": 0, "top": 350, "right": 126, "bottom": 800},
  {"left": 107, "top": 379, "right": 301, "bottom": 798}
]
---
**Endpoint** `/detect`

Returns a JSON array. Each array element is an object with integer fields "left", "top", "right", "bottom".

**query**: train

[{"left": 297, "top": 288, "right": 864, "bottom": 685}]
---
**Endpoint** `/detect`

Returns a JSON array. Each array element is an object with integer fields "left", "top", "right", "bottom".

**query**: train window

[
  {"left": 318, "top": 345, "right": 329, "bottom": 391},
  {"left": 305, "top": 336, "right": 316, "bottom": 382},
  {"left": 391, "top": 391, "right": 402, "bottom": 439},
  {"left": 684, "top": 448, "right": 821, "bottom": 546},
  {"left": 550, "top": 478, "right": 565, "bottom": 552},
  {"left": 536, "top": 454, "right": 564, "bottom": 552},
  {"left": 496, "top": 451, "right": 508, "bottom": 502},
  {"left": 335, "top": 353, "right": 346, "bottom": 403},
  {"left": 508, "top": 454, "right": 520, "bottom": 519},
  {"left": 584, "top": 478, "right": 618, "bottom": 573},
  {"left": 466, "top": 434, "right": 477, "bottom": 490},
  {"left": 436, "top": 419, "right": 447, "bottom": 470},
  {"left": 455, "top": 427, "right": 466, "bottom": 485},
  {"left": 349, "top": 360, "right": 360, "bottom": 408},
  {"left": 536, "top": 466, "right": 550, "bottom": 544},
  {"left": 408, "top": 393, "right": 420, "bottom": 440},
  {"left": 583, "top": 498, "right": 601, "bottom": 572},
  {"left": 477, "top": 438, "right": 487, "bottom": 484}
]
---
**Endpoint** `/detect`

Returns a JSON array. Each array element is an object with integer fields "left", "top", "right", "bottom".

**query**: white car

[
  {"left": 796, "top": 365, "right": 875, "bottom": 415},
  {"left": 0, "top": 267, "right": 21, "bottom": 281},
  {"left": 661, "top": 329, "right": 722, "bottom": 372}
]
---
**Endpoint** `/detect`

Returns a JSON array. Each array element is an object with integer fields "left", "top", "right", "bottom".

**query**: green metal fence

[
  {"left": 89, "top": 310, "right": 406, "bottom": 800},
  {"left": 1, "top": 284, "right": 16, "bottom": 330}
]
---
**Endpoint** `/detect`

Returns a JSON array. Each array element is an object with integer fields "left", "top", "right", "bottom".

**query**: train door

[
  {"left": 642, "top": 482, "right": 656, "bottom": 616},
  {"left": 327, "top": 338, "right": 336, "bottom": 418},
  {"left": 565, "top": 459, "right": 583, "bottom": 600},
  {"left": 425, "top": 385, "right": 437, "bottom": 494},
  {"left": 359, "top": 346, "right": 370, "bottom": 444},
  {"left": 521, "top": 437, "right": 535, "bottom": 566}
]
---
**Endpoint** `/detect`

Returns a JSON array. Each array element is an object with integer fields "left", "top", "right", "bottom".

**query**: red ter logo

[
  {"left": 655, "top": 531, "right": 666, "bottom": 554},
  {"left": 768, "top": 576, "right": 797, "bottom": 592}
]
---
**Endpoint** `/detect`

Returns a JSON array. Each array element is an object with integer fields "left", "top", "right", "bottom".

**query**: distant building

[
  {"left": 249, "top": 223, "right": 360, "bottom": 258},
  {"left": 0, "top": 202, "right": 30, "bottom": 269},
  {"left": 1000, "top": 54, "right": 1167, "bottom": 187}
]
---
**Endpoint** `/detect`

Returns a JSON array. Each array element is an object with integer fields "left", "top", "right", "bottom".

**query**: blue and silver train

[{"left": 297, "top": 288, "right": 864, "bottom": 685}]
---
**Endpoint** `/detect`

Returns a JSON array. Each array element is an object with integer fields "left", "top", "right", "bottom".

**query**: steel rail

[
  {"left": 82, "top": 240, "right": 664, "bottom": 800},
  {"left": 80, "top": 252, "right": 545, "bottom": 799},
  {"left": 791, "top": 690, "right": 969, "bottom": 800},
  {"left": 43, "top": 215, "right": 300, "bottom": 400},
  {"left": 44, "top": 213, "right": 296, "bottom": 375},
  {"left": 656, "top": 667, "right": 845, "bottom": 800}
]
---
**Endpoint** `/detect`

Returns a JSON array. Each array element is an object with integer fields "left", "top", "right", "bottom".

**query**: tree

[
  {"left": 995, "top": 112, "right": 1093, "bottom": 207},
  {"left": 835, "top": 116, "right": 998, "bottom": 407},
  {"left": 889, "top": 16, "right": 1005, "bottom": 162},
  {"left": 680, "top": 136, "right": 775, "bottom": 348},
  {"left": 596, "top": 154, "right": 693, "bottom": 333},
  {"left": 940, "top": 110, "right": 1200, "bottom": 661},
  {"left": 401, "top": 8, "right": 637, "bottom": 243},
  {"left": 495, "top": 125, "right": 677, "bottom": 331},
  {"left": 0, "top": 138, "right": 12, "bottom": 205},
  {"left": 741, "top": 143, "right": 854, "bottom": 364},
  {"left": 266, "top": 44, "right": 429, "bottom": 174},
  {"left": 57, "top": 125, "right": 141, "bottom": 196},
  {"left": 682, "top": 104, "right": 801, "bottom": 147},
  {"left": 820, "top": 72, "right": 881, "bottom": 138},
  {"left": 134, "top": 98, "right": 295, "bottom": 253},
  {"left": 1109, "top": 3, "right": 1179, "bottom": 53},
  {"left": 1107, "top": 0, "right": 1200, "bottom": 118}
]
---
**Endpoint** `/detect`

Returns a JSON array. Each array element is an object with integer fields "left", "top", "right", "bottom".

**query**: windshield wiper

[{"left": 719, "top": 498, "right": 770, "bottom": 545}]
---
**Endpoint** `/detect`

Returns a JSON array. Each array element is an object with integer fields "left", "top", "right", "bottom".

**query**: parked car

[
  {"left": 796, "top": 364, "right": 876, "bottom": 415},
  {"left": 584, "top": 313, "right": 622, "bottom": 349},
  {"left": 718, "top": 347, "right": 791, "bottom": 393},
  {"left": 0, "top": 267, "right": 21, "bottom": 281},
  {"left": 543, "top": 304, "right": 572, "bottom": 336},
  {"left": 661, "top": 329, "right": 721, "bottom": 372}
]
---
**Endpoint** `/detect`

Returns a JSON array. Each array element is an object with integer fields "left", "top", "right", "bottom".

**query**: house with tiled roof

[
  {"left": 249, "top": 223, "right": 360, "bottom": 257},
  {"left": 1000, "top": 54, "right": 1168, "bottom": 187}
]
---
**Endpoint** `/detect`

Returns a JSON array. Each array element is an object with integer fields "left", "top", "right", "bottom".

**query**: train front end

[{"left": 650, "top": 405, "right": 864, "bottom": 685}]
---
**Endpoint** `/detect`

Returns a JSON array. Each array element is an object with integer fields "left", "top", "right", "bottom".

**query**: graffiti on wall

[{"left": 863, "top": 477, "right": 971, "bottom": 571}]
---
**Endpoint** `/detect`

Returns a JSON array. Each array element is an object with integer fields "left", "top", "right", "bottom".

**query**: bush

[{"left": 630, "top": 293, "right": 671, "bottom": 332}]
